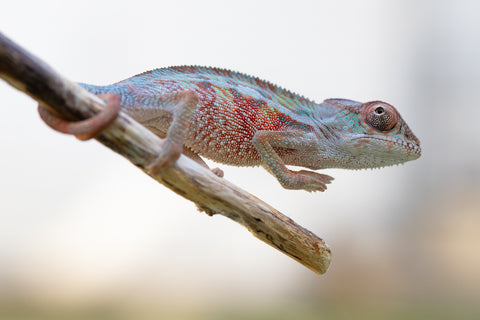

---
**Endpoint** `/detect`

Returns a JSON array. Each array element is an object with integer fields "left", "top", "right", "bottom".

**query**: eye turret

[{"left": 362, "top": 103, "right": 398, "bottom": 131}]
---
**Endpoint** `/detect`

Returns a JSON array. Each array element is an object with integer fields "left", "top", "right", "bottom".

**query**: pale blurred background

[{"left": 0, "top": 0, "right": 479, "bottom": 319}]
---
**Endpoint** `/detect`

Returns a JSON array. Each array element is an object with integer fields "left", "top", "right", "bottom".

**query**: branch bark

[{"left": 0, "top": 32, "right": 331, "bottom": 274}]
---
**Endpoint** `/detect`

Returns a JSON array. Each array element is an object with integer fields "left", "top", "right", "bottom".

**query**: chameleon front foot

[
  {"left": 282, "top": 170, "right": 334, "bottom": 192},
  {"left": 38, "top": 93, "right": 121, "bottom": 140}
]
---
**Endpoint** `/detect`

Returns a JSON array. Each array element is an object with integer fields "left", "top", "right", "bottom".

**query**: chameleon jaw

[{"left": 347, "top": 135, "right": 421, "bottom": 168}]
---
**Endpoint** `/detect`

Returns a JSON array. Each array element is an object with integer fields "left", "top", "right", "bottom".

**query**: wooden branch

[{"left": 0, "top": 32, "right": 331, "bottom": 274}]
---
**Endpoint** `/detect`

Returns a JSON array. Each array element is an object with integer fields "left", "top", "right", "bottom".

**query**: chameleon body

[{"left": 79, "top": 66, "right": 421, "bottom": 191}]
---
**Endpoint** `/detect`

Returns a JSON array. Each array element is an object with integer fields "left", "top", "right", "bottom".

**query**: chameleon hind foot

[
  {"left": 147, "top": 139, "right": 183, "bottom": 175},
  {"left": 38, "top": 93, "right": 121, "bottom": 140},
  {"left": 148, "top": 149, "right": 225, "bottom": 176}
]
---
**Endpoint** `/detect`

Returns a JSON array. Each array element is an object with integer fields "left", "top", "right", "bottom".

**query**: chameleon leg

[
  {"left": 38, "top": 93, "right": 121, "bottom": 140},
  {"left": 147, "top": 90, "right": 200, "bottom": 174},
  {"left": 252, "top": 130, "right": 333, "bottom": 192},
  {"left": 139, "top": 121, "right": 224, "bottom": 177}
]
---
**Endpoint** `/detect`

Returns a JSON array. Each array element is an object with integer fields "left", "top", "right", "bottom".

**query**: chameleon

[{"left": 38, "top": 66, "right": 421, "bottom": 192}]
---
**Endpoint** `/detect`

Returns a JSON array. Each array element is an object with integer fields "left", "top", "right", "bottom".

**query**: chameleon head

[{"left": 325, "top": 99, "right": 421, "bottom": 169}]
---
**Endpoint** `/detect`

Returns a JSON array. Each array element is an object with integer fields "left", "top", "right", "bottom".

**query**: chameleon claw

[
  {"left": 38, "top": 93, "right": 121, "bottom": 141},
  {"left": 211, "top": 167, "right": 224, "bottom": 178}
]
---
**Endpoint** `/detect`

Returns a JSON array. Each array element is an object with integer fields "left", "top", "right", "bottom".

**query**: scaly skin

[{"left": 78, "top": 66, "right": 421, "bottom": 192}]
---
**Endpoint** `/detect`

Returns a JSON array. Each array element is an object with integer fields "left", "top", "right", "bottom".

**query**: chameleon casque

[{"left": 42, "top": 66, "right": 421, "bottom": 191}]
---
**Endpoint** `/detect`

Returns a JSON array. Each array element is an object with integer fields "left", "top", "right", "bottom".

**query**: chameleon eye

[{"left": 363, "top": 103, "right": 398, "bottom": 131}]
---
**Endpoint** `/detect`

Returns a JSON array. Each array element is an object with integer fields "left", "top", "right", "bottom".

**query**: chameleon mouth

[{"left": 352, "top": 135, "right": 422, "bottom": 158}]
